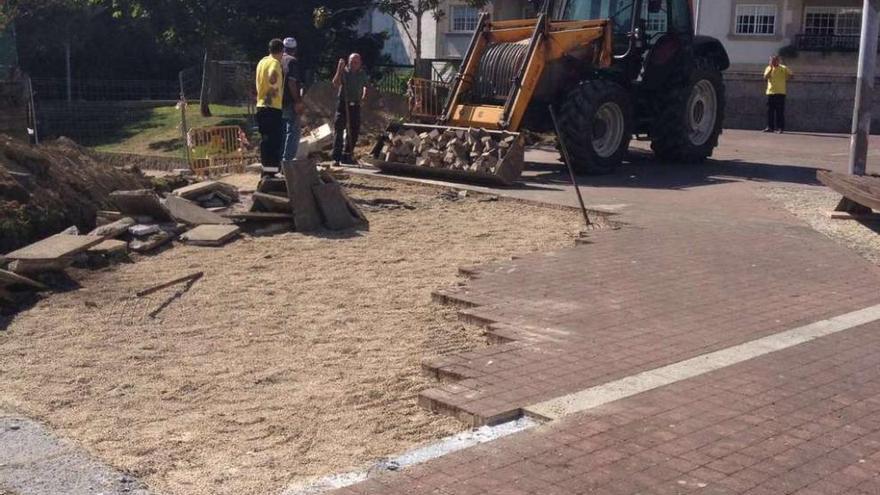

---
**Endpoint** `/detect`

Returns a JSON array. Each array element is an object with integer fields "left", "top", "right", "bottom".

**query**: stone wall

[{"left": 723, "top": 71, "right": 880, "bottom": 134}]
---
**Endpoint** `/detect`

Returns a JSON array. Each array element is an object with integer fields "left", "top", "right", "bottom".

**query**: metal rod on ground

[
  {"left": 136, "top": 272, "right": 204, "bottom": 298},
  {"left": 848, "top": 0, "right": 880, "bottom": 176},
  {"left": 549, "top": 105, "right": 592, "bottom": 229}
]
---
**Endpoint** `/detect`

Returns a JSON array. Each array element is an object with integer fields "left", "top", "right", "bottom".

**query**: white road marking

[{"left": 525, "top": 303, "right": 880, "bottom": 420}]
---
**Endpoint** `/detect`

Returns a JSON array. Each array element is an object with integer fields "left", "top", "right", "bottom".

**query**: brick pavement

[
  {"left": 331, "top": 320, "right": 880, "bottom": 495},
  {"left": 422, "top": 220, "right": 880, "bottom": 426},
  {"left": 332, "top": 132, "right": 880, "bottom": 493}
]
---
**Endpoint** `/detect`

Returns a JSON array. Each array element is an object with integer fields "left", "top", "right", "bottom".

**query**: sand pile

[{"left": 0, "top": 135, "right": 148, "bottom": 252}]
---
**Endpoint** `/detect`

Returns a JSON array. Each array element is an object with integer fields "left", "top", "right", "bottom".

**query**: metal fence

[{"left": 31, "top": 78, "right": 180, "bottom": 101}]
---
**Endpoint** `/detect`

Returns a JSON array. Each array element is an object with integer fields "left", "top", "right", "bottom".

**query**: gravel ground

[
  {"left": 0, "top": 174, "right": 583, "bottom": 495},
  {"left": 761, "top": 184, "right": 880, "bottom": 265}
]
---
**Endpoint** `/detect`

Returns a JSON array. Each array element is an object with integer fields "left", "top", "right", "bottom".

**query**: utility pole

[{"left": 848, "top": 0, "right": 880, "bottom": 175}]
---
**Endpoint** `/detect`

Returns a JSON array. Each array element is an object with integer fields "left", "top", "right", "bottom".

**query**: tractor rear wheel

[
  {"left": 558, "top": 80, "right": 633, "bottom": 175},
  {"left": 650, "top": 58, "right": 725, "bottom": 163}
]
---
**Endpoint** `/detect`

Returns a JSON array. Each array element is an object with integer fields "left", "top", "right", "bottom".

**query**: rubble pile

[{"left": 384, "top": 128, "right": 517, "bottom": 175}]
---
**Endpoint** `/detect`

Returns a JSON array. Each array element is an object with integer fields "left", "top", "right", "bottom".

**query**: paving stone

[
  {"left": 110, "top": 190, "right": 172, "bottom": 222},
  {"left": 87, "top": 239, "right": 128, "bottom": 255},
  {"left": 172, "top": 180, "right": 239, "bottom": 201},
  {"left": 180, "top": 225, "right": 241, "bottom": 247},
  {"left": 4, "top": 234, "right": 104, "bottom": 262},
  {"left": 163, "top": 195, "right": 232, "bottom": 225},
  {"left": 86, "top": 217, "right": 136, "bottom": 238}
]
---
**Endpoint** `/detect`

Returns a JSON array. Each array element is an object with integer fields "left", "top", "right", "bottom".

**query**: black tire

[
  {"left": 650, "top": 58, "right": 725, "bottom": 163},
  {"left": 558, "top": 80, "right": 633, "bottom": 175}
]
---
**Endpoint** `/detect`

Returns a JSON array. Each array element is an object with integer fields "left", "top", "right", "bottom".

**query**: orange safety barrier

[{"left": 187, "top": 125, "right": 257, "bottom": 177}]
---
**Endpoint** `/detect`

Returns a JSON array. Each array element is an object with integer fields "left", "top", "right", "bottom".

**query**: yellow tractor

[{"left": 370, "top": 0, "right": 729, "bottom": 185}]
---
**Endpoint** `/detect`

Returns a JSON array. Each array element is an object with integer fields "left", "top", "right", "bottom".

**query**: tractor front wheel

[
  {"left": 650, "top": 58, "right": 725, "bottom": 163},
  {"left": 558, "top": 80, "right": 633, "bottom": 175}
]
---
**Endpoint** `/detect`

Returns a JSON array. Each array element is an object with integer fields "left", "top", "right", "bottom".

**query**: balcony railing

[{"left": 796, "top": 34, "right": 861, "bottom": 52}]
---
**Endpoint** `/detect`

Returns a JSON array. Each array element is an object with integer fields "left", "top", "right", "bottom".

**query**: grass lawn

[{"left": 93, "top": 103, "right": 252, "bottom": 158}]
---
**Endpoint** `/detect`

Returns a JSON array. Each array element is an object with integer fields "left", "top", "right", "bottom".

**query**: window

[
  {"left": 450, "top": 5, "right": 479, "bottom": 32},
  {"left": 735, "top": 4, "right": 777, "bottom": 35},
  {"left": 805, "top": 7, "right": 862, "bottom": 36},
  {"left": 642, "top": 0, "right": 668, "bottom": 35}
]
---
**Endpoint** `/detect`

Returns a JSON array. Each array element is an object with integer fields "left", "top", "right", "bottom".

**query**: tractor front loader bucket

[
  {"left": 368, "top": 122, "right": 524, "bottom": 187},
  {"left": 368, "top": 12, "right": 610, "bottom": 186}
]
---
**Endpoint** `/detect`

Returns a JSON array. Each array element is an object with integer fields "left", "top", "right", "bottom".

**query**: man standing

[
  {"left": 281, "top": 37, "right": 304, "bottom": 162},
  {"left": 255, "top": 39, "right": 284, "bottom": 177},
  {"left": 332, "top": 53, "right": 369, "bottom": 165},
  {"left": 764, "top": 56, "right": 793, "bottom": 134}
]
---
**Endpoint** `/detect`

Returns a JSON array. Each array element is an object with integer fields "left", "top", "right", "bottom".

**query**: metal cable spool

[{"left": 472, "top": 42, "right": 530, "bottom": 104}]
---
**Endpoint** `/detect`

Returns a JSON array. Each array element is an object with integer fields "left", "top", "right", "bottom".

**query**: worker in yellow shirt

[
  {"left": 764, "top": 56, "right": 793, "bottom": 134},
  {"left": 255, "top": 39, "right": 285, "bottom": 177}
]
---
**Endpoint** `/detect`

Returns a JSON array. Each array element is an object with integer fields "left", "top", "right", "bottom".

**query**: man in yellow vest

[
  {"left": 255, "top": 39, "right": 285, "bottom": 177},
  {"left": 763, "top": 56, "right": 793, "bottom": 134}
]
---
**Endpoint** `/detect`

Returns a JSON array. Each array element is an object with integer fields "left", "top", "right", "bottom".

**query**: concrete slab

[
  {"left": 252, "top": 192, "right": 292, "bottom": 214},
  {"left": 163, "top": 195, "right": 232, "bottom": 225},
  {"left": 87, "top": 239, "right": 128, "bottom": 255},
  {"left": 0, "top": 269, "right": 47, "bottom": 290},
  {"left": 180, "top": 225, "right": 241, "bottom": 247},
  {"left": 4, "top": 234, "right": 104, "bottom": 261},
  {"left": 87, "top": 217, "right": 135, "bottom": 238},
  {"left": 110, "top": 190, "right": 172, "bottom": 222},
  {"left": 172, "top": 180, "right": 239, "bottom": 201}
]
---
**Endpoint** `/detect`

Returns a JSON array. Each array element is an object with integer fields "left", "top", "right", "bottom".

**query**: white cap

[{"left": 283, "top": 37, "right": 297, "bottom": 49}]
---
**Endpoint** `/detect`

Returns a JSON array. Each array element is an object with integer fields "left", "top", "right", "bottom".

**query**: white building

[
  {"left": 358, "top": 1, "right": 535, "bottom": 64},
  {"left": 694, "top": 0, "right": 866, "bottom": 73}
]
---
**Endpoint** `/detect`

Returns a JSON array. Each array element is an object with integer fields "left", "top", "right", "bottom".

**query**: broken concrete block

[
  {"left": 88, "top": 217, "right": 136, "bottom": 239},
  {"left": 180, "top": 225, "right": 241, "bottom": 247},
  {"left": 88, "top": 239, "right": 128, "bottom": 256},
  {"left": 129, "top": 224, "right": 160, "bottom": 237},
  {"left": 0, "top": 269, "right": 48, "bottom": 290},
  {"left": 163, "top": 195, "right": 233, "bottom": 226},
  {"left": 110, "top": 190, "right": 172, "bottom": 222},
  {"left": 252, "top": 192, "right": 293, "bottom": 214},
  {"left": 129, "top": 232, "right": 174, "bottom": 253},
  {"left": 173, "top": 181, "right": 240, "bottom": 202},
  {"left": 309, "top": 124, "right": 333, "bottom": 149},
  {"left": 59, "top": 226, "right": 79, "bottom": 235}
]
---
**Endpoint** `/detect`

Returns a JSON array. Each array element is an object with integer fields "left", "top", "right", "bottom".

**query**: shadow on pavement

[{"left": 522, "top": 148, "right": 822, "bottom": 190}]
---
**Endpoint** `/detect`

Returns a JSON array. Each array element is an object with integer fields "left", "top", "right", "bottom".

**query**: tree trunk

[{"left": 199, "top": 49, "right": 212, "bottom": 117}]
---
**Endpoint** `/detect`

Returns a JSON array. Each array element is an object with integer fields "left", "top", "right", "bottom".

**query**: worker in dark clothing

[{"left": 331, "top": 53, "right": 368, "bottom": 165}]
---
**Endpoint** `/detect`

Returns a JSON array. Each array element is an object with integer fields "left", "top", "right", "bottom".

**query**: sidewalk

[{"left": 334, "top": 130, "right": 880, "bottom": 493}]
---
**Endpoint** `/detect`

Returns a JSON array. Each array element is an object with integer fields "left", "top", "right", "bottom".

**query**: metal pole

[
  {"left": 848, "top": 0, "right": 880, "bottom": 175},
  {"left": 549, "top": 105, "right": 592, "bottom": 229}
]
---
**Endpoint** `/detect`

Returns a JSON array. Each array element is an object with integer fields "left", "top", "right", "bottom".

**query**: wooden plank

[
  {"left": 5, "top": 234, "right": 105, "bottom": 261},
  {"left": 0, "top": 269, "right": 48, "bottom": 290},
  {"left": 163, "top": 195, "right": 233, "bottom": 225},
  {"left": 283, "top": 160, "right": 322, "bottom": 232},
  {"left": 313, "top": 183, "right": 358, "bottom": 230},
  {"left": 818, "top": 170, "right": 880, "bottom": 212}
]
